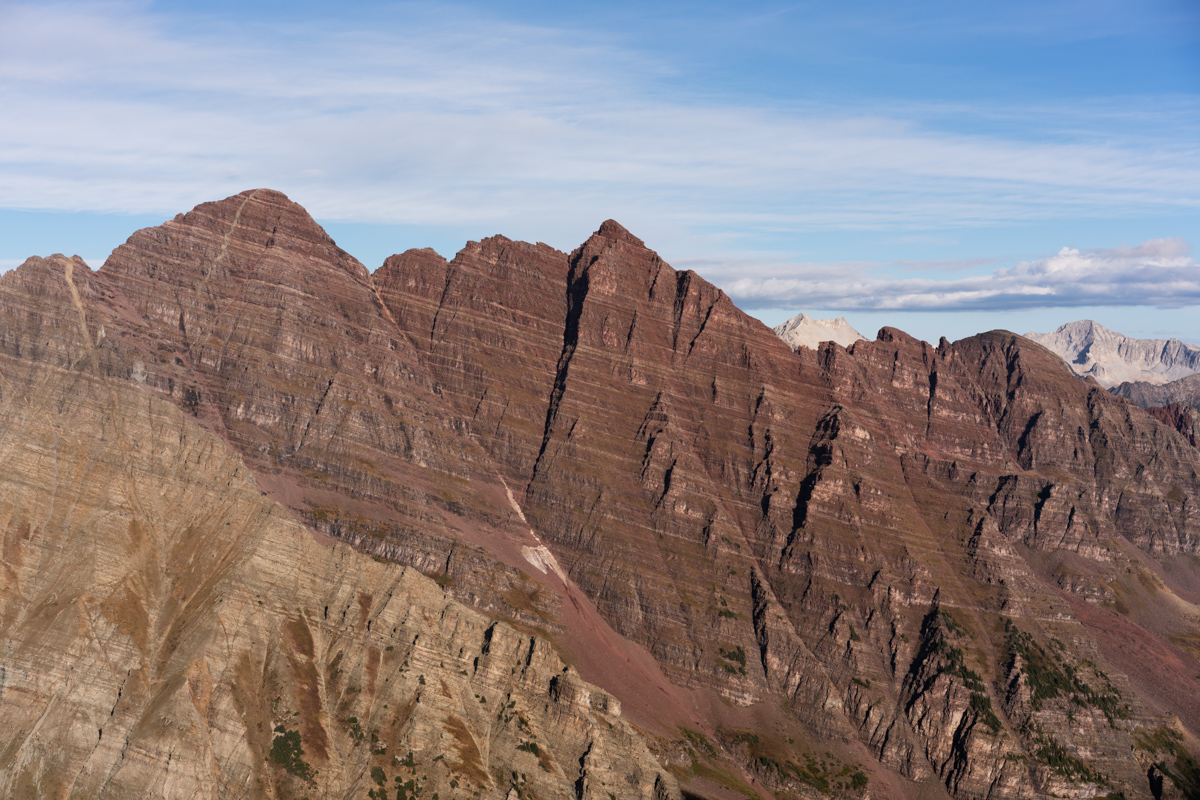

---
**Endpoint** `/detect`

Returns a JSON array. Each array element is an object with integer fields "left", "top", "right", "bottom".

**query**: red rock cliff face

[
  {"left": 4, "top": 191, "right": 1200, "bottom": 800},
  {"left": 377, "top": 215, "right": 1200, "bottom": 799},
  {"left": 0, "top": 254, "right": 676, "bottom": 800},
  {"left": 1145, "top": 403, "right": 1200, "bottom": 448},
  {"left": 100, "top": 189, "right": 469, "bottom": 496},
  {"left": 94, "top": 190, "right": 565, "bottom": 622},
  {"left": 382, "top": 221, "right": 832, "bottom": 697},
  {"left": 374, "top": 235, "right": 571, "bottom": 486}
]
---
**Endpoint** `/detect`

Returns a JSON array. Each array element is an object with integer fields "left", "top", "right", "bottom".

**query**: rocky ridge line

[
  {"left": 0, "top": 251, "right": 679, "bottom": 800},
  {"left": 1026, "top": 319, "right": 1200, "bottom": 388},
  {"left": 773, "top": 312, "right": 866, "bottom": 351},
  {"left": 3, "top": 190, "right": 1200, "bottom": 800}
]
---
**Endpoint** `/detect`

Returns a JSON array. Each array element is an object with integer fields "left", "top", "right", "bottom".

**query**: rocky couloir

[
  {"left": 0, "top": 251, "right": 677, "bottom": 800},
  {"left": 2, "top": 189, "right": 1200, "bottom": 800}
]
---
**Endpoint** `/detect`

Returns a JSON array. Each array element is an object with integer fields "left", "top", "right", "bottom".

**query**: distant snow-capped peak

[
  {"left": 1024, "top": 320, "right": 1200, "bottom": 388},
  {"left": 773, "top": 312, "right": 866, "bottom": 351}
]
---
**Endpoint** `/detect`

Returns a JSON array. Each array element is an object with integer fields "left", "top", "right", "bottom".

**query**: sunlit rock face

[
  {"left": 3, "top": 190, "right": 1200, "bottom": 800},
  {"left": 773, "top": 312, "right": 866, "bottom": 351},
  {"left": 0, "top": 250, "right": 676, "bottom": 800},
  {"left": 1027, "top": 319, "right": 1200, "bottom": 388}
]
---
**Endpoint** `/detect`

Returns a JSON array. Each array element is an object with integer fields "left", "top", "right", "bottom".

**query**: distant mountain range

[
  {"left": 1024, "top": 319, "right": 1200, "bottom": 388},
  {"left": 773, "top": 312, "right": 865, "bottom": 350},
  {"left": 1111, "top": 372, "right": 1200, "bottom": 409}
]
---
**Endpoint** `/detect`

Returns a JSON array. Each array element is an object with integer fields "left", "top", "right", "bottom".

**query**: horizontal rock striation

[
  {"left": 378, "top": 217, "right": 1200, "bottom": 799},
  {"left": 0, "top": 252, "right": 676, "bottom": 800},
  {"left": 1144, "top": 403, "right": 1200, "bottom": 448},
  {"left": 4, "top": 191, "right": 1200, "bottom": 800},
  {"left": 1113, "top": 372, "right": 1200, "bottom": 410}
]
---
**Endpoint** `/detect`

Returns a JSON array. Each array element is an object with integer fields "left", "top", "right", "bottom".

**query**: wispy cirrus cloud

[
  {"left": 713, "top": 237, "right": 1200, "bottom": 311},
  {"left": 1, "top": 0, "right": 1197, "bottom": 257}
]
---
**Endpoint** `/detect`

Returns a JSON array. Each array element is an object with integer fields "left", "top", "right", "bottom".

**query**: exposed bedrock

[
  {"left": 0, "top": 252, "right": 675, "bottom": 800},
  {"left": 3, "top": 191, "right": 1200, "bottom": 799}
]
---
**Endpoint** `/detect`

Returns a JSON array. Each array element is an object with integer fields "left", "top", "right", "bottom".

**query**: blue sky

[{"left": 1, "top": 0, "right": 1198, "bottom": 343}]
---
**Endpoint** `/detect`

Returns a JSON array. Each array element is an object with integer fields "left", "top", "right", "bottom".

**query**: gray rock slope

[{"left": 1025, "top": 320, "right": 1200, "bottom": 388}]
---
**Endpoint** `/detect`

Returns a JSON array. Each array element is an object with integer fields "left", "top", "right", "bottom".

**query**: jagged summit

[
  {"left": 4, "top": 191, "right": 1200, "bottom": 800},
  {"left": 595, "top": 218, "right": 645, "bottom": 247},
  {"left": 1113, "top": 372, "right": 1200, "bottom": 410},
  {"left": 1025, "top": 319, "right": 1200, "bottom": 388},
  {"left": 102, "top": 187, "right": 370, "bottom": 284},
  {"left": 773, "top": 311, "right": 866, "bottom": 350}
]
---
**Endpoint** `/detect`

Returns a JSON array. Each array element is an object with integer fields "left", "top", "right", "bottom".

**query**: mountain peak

[
  {"left": 101, "top": 188, "right": 369, "bottom": 285},
  {"left": 233, "top": 186, "right": 292, "bottom": 205},
  {"left": 595, "top": 219, "right": 645, "bottom": 248},
  {"left": 1026, "top": 319, "right": 1200, "bottom": 387},
  {"left": 773, "top": 311, "right": 865, "bottom": 350},
  {"left": 9, "top": 192, "right": 1200, "bottom": 800}
]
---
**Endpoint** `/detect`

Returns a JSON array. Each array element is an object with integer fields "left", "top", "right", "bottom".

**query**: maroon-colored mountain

[
  {"left": 1144, "top": 404, "right": 1200, "bottom": 448},
  {"left": 2, "top": 189, "right": 1199, "bottom": 800}
]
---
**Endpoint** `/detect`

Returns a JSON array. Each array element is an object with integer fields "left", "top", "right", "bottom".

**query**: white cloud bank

[
  {"left": 0, "top": 0, "right": 1198, "bottom": 254},
  {"left": 717, "top": 237, "right": 1200, "bottom": 311}
]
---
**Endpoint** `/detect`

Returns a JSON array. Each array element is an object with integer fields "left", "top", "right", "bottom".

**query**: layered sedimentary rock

[
  {"left": 1110, "top": 375, "right": 1200, "bottom": 451},
  {"left": 1144, "top": 403, "right": 1200, "bottom": 448},
  {"left": 0, "top": 252, "right": 677, "bottom": 800},
  {"left": 98, "top": 191, "right": 499, "bottom": 548},
  {"left": 82, "top": 190, "right": 583, "bottom": 637},
  {"left": 4, "top": 190, "right": 1200, "bottom": 800},
  {"left": 1114, "top": 372, "right": 1200, "bottom": 410},
  {"left": 377, "top": 218, "right": 1200, "bottom": 799}
]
